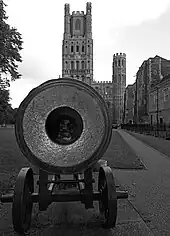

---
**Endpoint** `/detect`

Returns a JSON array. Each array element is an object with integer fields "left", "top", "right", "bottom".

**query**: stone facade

[
  {"left": 62, "top": 3, "right": 127, "bottom": 124},
  {"left": 91, "top": 80, "right": 113, "bottom": 120},
  {"left": 149, "top": 75, "right": 170, "bottom": 125},
  {"left": 133, "top": 55, "right": 170, "bottom": 123},
  {"left": 62, "top": 2, "right": 93, "bottom": 85},
  {"left": 112, "top": 53, "right": 126, "bottom": 124}
]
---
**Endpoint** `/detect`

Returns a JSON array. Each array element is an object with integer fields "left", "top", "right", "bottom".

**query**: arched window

[
  {"left": 87, "top": 45, "right": 90, "bottom": 53},
  {"left": 71, "top": 61, "right": 74, "bottom": 70},
  {"left": 82, "top": 45, "right": 85, "bottom": 53},
  {"left": 76, "top": 45, "right": 79, "bottom": 52},
  {"left": 87, "top": 60, "right": 90, "bottom": 69},
  {"left": 71, "top": 45, "right": 74, "bottom": 53},
  {"left": 75, "top": 19, "right": 81, "bottom": 30},
  {"left": 118, "top": 59, "right": 121, "bottom": 67},
  {"left": 106, "top": 86, "right": 110, "bottom": 94},
  {"left": 81, "top": 61, "right": 85, "bottom": 70},
  {"left": 76, "top": 61, "right": 79, "bottom": 70}
]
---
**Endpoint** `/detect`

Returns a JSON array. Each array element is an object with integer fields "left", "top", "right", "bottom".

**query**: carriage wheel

[
  {"left": 12, "top": 167, "right": 34, "bottom": 234},
  {"left": 98, "top": 166, "right": 117, "bottom": 228}
]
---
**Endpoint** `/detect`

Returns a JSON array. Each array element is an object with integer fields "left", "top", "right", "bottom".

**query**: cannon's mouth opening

[{"left": 45, "top": 106, "right": 83, "bottom": 145}]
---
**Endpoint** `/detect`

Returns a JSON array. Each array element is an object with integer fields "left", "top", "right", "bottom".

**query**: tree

[
  {"left": 0, "top": 0, "right": 23, "bottom": 88},
  {"left": 0, "top": 87, "right": 10, "bottom": 124}
]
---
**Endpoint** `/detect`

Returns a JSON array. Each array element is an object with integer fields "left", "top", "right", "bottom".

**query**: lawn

[
  {"left": 126, "top": 130, "right": 170, "bottom": 158},
  {"left": 104, "top": 130, "right": 145, "bottom": 170},
  {"left": 0, "top": 128, "right": 30, "bottom": 194}
]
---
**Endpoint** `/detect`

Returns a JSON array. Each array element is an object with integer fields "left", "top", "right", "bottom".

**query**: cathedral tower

[
  {"left": 112, "top": 53, "right": 126, "bottom": 124},
  {"left": 62, "top": 3, "right": 93, "bottom": 85}
]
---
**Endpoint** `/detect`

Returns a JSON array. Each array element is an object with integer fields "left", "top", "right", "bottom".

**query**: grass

[
  {"left": 0, "top": 128, "right": 30, "bottom": 194},
  {"left": 104, "top": 130, "right": 146, "bottom": 170},
  {"left": 126, "top": 130, "right": 170, "bottom": 158}
]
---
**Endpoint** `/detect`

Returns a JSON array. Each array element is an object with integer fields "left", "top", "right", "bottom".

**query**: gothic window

[
  {"left": 76, "top": 61, "right": 79, "bottom": 70},
  {"left": 118, "top": 60, "right": 121, "bottom": 67},
  {"left": 87, "top": 60, "right": 90, "bottom": 69},
  {"left": 87, "top": 45, "right": 90, "bottom": 53},
  {"left": 122, "top": 60, "right": 124, "bottom": 67},
  {"left": 82, "top": 45, "right": 85, "bottom": 52},
  {"left": 65, "top": 61, "right": 68, "bottom": 69},
  {"left": 82, "top": 76, "right": 85, "bottom": 82},
  {"left": 81, "top": 61, "right": 85, "bottom": 70},
  {"left": 75, "top": 19, "right": 81, "bottom": 30},
  {"left": 71, "top": 45, "right": 74, "bottom": 53},
  {"left": 106, "top": 86, "right": 110, "bottom": 94},
  {"left": 71, "top": 61, "right": 74, "bottom": 70},
  {"left": 76, "top": 45, "right": 79, "bottom": 52}
]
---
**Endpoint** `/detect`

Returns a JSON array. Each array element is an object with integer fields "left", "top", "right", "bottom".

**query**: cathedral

[{"left": 62, "top": 2, "right": 126, "bottom": 124}]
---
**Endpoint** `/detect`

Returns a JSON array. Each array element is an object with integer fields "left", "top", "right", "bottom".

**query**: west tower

[
  {"left": 112, "top": 53, "right": 126, "bottom": 124},
  {"left": 62, "top": 3, "right": 93, "bottom": 85}
]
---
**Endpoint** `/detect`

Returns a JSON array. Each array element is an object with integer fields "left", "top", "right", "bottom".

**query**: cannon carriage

[{"left": 1, "top": 78, "right": 128, "bottom": 234}]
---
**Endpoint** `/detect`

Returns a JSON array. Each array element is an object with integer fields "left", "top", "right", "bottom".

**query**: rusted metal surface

[{"left": 15, "top": 78, "right": 112, "bottom": 174}]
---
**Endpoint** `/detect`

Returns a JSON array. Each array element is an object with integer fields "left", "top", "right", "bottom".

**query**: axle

[{"left": 1, "top": 190, "right": 128, "bottom": 203}]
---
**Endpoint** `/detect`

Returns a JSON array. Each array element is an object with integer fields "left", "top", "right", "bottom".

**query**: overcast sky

[{"left": 5, "top": 0, "right": 170, "bottom": 108}]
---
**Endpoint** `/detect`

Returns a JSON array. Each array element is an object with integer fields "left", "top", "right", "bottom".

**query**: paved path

[{"left": 115, "top": 129, "right": 170, "bottom": 236}]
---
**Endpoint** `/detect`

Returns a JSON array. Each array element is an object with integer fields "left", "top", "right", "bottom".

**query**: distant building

[
  {"left": 134, "top": 55, "right": 170, "bottom": 123},
  {"left": 149, "top": 74, "right": 170, "bottom": 125},
  {"left": 62, "top": 2, "right": 93, "bottom": 85},
  {"left": 62, "top": 3, "right": 126, "bottom": 124},
  {"left": 91, "top": 80, "right": 113, "bottom": 121},
  {"left": 112, "top": 53, "right": 126, "bottom": 124}
]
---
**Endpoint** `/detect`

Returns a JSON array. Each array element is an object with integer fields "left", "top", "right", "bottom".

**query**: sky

[{"left": 4, "top": 0, "right": 170, "bottom": 108}]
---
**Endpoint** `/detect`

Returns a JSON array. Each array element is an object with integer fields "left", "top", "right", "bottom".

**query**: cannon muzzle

[{"left": 15, "top": 78, "right": 112, "bottom": 174}]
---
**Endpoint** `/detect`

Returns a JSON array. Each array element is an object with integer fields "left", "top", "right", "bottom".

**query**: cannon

[{"left": 0, "top": 78, "right": 128, "bottom": 234}]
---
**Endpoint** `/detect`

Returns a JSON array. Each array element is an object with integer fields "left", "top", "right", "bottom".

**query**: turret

[
  {"left": 64, "top": 3, "right": 70, "bottom": 39},
  {"left": 86, "top": 2, "right": 92, "bottom": 38}
]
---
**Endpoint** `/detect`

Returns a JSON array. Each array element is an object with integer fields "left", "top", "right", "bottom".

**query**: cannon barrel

[{"left": 15, "top": 78, "right": 112, "bottom": 174}]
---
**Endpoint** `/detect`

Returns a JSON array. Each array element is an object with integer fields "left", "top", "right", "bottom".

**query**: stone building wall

[
  {"left": 149, "top": 75, "right": 170, "bottom": 125},
  {"left": 135, "top": 55, "right": 170, "bottom": 123},
  {"left": 91, "top": 80, "right": 113, "bottom": 121}
]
